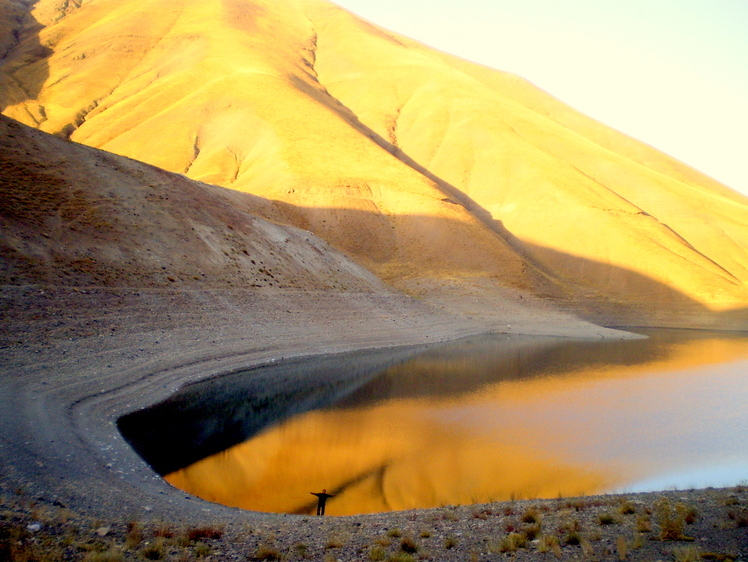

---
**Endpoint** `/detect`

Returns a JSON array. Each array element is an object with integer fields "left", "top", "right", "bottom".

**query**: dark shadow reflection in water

[{"left": 119, "top": 329, "right": 748, "bottom": 515}]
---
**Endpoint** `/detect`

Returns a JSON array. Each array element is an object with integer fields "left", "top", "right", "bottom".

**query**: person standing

[{"left": 311, "top": 489, "right": 335, "bottom": 516}]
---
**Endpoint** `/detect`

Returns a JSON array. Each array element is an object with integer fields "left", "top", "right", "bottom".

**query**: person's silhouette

[{"left": 311, "top": 489, "right": 335, "bottom": 516}]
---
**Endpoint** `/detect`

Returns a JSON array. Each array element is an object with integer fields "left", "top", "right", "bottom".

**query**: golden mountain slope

[{"left": 1, "top": 0, "right": 747, "bottom": 320}]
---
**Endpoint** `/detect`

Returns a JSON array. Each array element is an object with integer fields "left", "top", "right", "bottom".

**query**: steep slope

[
  {"left": 0, "top": 115, "right": 384, "bottom": 291},
  {"left": 1, "top": 0, "right": 747, "bottom": 320},
  {"left": 0, "top": 0, "right": 537, "bottom": 291},
  {"left": 303, "top": 2, "right": 748, "bottom": 310}
]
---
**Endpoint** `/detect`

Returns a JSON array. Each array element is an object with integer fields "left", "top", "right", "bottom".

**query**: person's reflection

[{"left": 311, "top": 489, "right": 335, "bottom": 515}]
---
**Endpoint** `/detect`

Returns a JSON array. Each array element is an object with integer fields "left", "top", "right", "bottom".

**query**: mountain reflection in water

[{"left": 159, "top": 330, "right": 748, "bottom": 515}]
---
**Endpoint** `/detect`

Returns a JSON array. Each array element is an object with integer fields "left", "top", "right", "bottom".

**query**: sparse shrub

[
  {"left": 563, "top": 531, "right": 581, "bottom": 546},
  {"left": 559, "top": 517, "right": 581, "bottom": 534},
  {"left": 419, "top": 529, "right": 431, "bottom": 538},
  {"left": 252, "top": 545, "right": 282, "bottom": 561},
  {"left": 186, "top": 526, "right": 223, "bottom": 541},
  {"left": 83, "top": 550, "right": 124, "bottom": 562},
  {"left": 598, "top": 513, "right": 618, "bottom": 525},
  {"left": 636, "top": 514, "right": 652, "bottom": 533},
  {"left": 472, "top": 509, "right": 488, "bottom": 520},
  {"left": 619, "top": 500, "right": 637, "bottom": 515},
  {"left": 499, "top": 532, "right": 527, "bottom": 552},
  {"left": 537, "top": 534, "right": 562, "bottom": 557},
  {"left": 152, "top": 525, "right": 174, "bottom": 538},
  {"left": 386, "top": 553, "right": 414, "bottom": 562},
  {"left": 677, "top": 503, "right": 698, "bottom": 525},
  {"left": 369, "top": 546, "right": 386, "bottom": 561},
  {"left": 325, "top": 536, "right": 343, "bottom": 549},
  {"left": 673, "top": 545, "right": 702, "bottom": 562},
  {"left": 616, "top": 535, "right": 628, "bottom": 560},
  {"left": 444, "top": 535, "right": 458, "bottom": 549},
  {"left": 125, "top": 520, "right": 143, "bottom": 549},
  {"left": 523, "top": 522, "right": 542, "bottom": 541},
  {"left": 580, "top": 537, "right": 594, "bottom": 557},
  {"left": 722, "top": 496, "right": 739, "bottom": 507},
  {"left": 655, "top": 498, "right": 693, "bottom": 541},
  {"left": 194, "top": 542, "right": 210, "bottom": 558},
  {"left": 522, "top": 507, "right": 541, "bottom": 524},
  {"left": 385, "top": 528, "right": 402, "bottom": 538},
  {"left": 400, "top": 536, "right": 418, "bottom": 554},
  {"left": 293, "top": 543, "right": 308, "bottom": 559},
  {"left": 140, "top": 539, "right": 165, "bottom": 560}
]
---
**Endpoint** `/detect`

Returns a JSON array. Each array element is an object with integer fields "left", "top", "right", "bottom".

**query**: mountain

[
  {"left": 1, "top": 0, "right": 747, "bottom": 327},
  {"left": 0, "top": 114, "right": 384, "bottom": 291}
]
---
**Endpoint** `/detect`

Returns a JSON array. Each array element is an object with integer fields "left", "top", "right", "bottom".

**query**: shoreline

[{"left": 1, "top": 285, "right": 746, "bottom": 560}]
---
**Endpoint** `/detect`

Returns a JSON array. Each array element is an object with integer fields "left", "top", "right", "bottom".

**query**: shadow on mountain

[
  {"left": 263, "top": 200, "right": 747, "bottom": 331},
  {"left": 1, "top": 113, "right": 745, "bottom": 334},
  {"left": 288, "top": 74, "right": 747, "bottom": 331},
  {"left": 0, "top": 1, "right": 51, "bottom": 115}
]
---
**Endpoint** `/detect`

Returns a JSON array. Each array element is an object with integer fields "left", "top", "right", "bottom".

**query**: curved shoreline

[
  {"left": 3, "top": 286, "right": 747, "bottom": 561},
  {"left": 0, "top": 285, "right": 630, "bottom": 519}
]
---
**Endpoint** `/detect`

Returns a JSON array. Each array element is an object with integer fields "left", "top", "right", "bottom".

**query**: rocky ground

[{"left": 2, "top": 483, "right": 747, "bottom": 562}]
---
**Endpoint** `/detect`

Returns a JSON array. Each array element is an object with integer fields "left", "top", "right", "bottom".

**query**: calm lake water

[{"left": 119, "top": 329, "right": 748, "bottom": 516}]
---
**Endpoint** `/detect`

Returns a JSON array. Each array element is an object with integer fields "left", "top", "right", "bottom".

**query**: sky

[{"left": 332, "top": 0, "right": 748, "bottom": 197}]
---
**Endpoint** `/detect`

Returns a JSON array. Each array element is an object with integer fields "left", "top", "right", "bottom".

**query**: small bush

[
  {"left": 444, "top": 535, "right": 458, "bottom": 549},
  {"left": 252, "top": 545, "right": 282, "bottom": 561},
  {"left": 419, "top": 529, "right": 431, "bottom": 538},
  {"left": 673, "top": 545, "right": 702, "bottom": 562},
  {"left": 125, "top": 521, "right": 143, "bottom": 549},
  {"left": 616, "top": 535, "right": 628, "bottom": 561},
  {"left": 194, "top": 542, "right": 210, "bottom": 558},
  {"left": 636, "top": 515, "right": 652, "bottom": 533},
  {"left": 152, "top": 525, "right": 174, "bottom": 538},
  {"left": 619, "top": 500, "right": 637, "bottom": 515},
  {"left": 522, "top": 507, "right": 541, "bottom": 524},
  {"left": 677, "top": 503, "right": 698, "bottom": 525},
  {"left": 563, "top": 532, "right": 581, "bottom": 546},
  {"left": 499, "top": 532, "right": 527, "bottom": 552},
  {"left": 523, "top": 523, "right": 542, "bottom": 541},
  {"left": 140, "top": 540, "right": 165, "bottom": 561},
  {"left": 580, "top": 537, "right": 594, "bottom": 557},
  {"left": 537, "top": 534, "right": 561, "bottom": 556},
  {"left": 655, "top": 499, "right": 693, "bottom": 541},
  {"left": 598, "top": 513, "right": 618, "bottom": 525},
  {"left": 400, "top": 536, "right": 418, "bottom": 554},
  {"left": 386, "top": 554, "right": 414, "bottom": 562},
  {"left": 325, "top": 536, "right": 343, "bottom": 549},
  {"left": 187, "top": 526, "right": 223, "bottom": 541},
  {"left": 369, "top": 546, "right": 386, "bottom": 561},
  {"left": 385, "top": 528, "right": 402, "bottom": 538},
  {"left": 83, "top": 550, "right": 124, "bottom": 562}
]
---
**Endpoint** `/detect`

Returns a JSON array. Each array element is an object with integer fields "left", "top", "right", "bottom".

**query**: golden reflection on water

[{"left": 165, "top": 331, "right": 748, "bottom": 515}]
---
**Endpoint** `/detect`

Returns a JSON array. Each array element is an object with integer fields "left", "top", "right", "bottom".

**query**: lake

[{"left": 118, "top": 329, "right": 748, "bottom": 516}]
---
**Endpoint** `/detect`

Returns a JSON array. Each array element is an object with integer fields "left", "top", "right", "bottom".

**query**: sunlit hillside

[{"left": 2, "top": 0, "right": 747, "bottom": 323}]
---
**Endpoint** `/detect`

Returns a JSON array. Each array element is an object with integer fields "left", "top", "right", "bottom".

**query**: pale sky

[{"left": 332, "top": 0, "right": 748, "bottom": 197}]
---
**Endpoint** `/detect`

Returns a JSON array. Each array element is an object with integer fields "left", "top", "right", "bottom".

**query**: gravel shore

[{"left": 1, "top": 285, "right": 744, "bottom": 561}]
